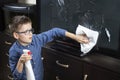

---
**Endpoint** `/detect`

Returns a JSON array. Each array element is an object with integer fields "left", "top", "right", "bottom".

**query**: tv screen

[{"left": 40, "top": 0, "right": 120, "bottom": 58}]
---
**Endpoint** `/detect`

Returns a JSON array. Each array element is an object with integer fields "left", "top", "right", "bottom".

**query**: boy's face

[{"left": 14, "top": 22, "right": 33, "bottom": 46}]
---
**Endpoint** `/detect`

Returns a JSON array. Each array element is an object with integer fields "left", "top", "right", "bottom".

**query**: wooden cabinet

[
  {"left": 42, "top": 44, "right": 120, "bottom": 80},
  {"left": 83, "top": 63, "right": 120, "bottom": 80},
  {"left": 0, "top": 33, "right": 15, "bottom": 80},
  {"left": 83, "top": 54, "right": 120, "bottom": 80},
  {"left": 42, "top": 47, "right": 83, "bottom": 80}
]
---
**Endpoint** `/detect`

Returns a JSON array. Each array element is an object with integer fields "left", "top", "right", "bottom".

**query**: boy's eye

[{"left": 16, "top": 28, "right": 34, "bottom": 35}]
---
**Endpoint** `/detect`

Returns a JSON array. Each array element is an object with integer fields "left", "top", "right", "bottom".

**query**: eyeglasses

[{"left": 16, "top": 28, "right": 34, "bottom": 35}]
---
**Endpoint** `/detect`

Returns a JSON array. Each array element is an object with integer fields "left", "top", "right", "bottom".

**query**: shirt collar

[{"left": 16, "top": 40, "right": 33, "bottom": 48}]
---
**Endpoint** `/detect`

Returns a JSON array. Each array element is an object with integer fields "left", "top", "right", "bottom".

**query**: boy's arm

[
  {"left": 65, "top": 31, "right": 89, "bottom": 44},
  {"left": 37, "top": 28, "right": 89, "bottom": 45},
  {"left": 16, "top": 59, "right": 24, "bottom": 73}
]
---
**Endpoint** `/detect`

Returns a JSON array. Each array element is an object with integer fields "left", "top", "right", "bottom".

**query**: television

[{"left": 40, "top": 0, "right": 120, "bottom": 59}]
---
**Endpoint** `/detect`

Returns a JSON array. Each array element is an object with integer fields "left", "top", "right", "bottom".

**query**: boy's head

[
  {"left": 9, "top": 15, "right": 32, "bottom": 34},
  {"left": 9, "top": 15, "right": 34, "bottom": 46}
]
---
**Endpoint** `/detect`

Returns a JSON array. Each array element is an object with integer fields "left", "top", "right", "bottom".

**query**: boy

[{"left": 9, "top": 15, "right": 89, "bottom": 80}]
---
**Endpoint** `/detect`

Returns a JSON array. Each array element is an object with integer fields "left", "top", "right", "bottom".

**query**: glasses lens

[
  {"left": 16, "top": 28, "right": 34, "bottom": 35},
  {"left": 26, "top": 28, "right": 34, "bottom": 35}
]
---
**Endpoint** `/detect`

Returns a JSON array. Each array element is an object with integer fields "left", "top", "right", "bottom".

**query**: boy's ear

[{"left": 13, "top": 32, "right": 19, "bottom": 39}]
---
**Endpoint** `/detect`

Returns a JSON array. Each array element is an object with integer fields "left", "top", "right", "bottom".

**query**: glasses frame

[{"left": 16, "top": 28, "right": 34, "bottom": 35}]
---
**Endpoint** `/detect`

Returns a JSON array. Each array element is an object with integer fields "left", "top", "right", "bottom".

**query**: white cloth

[
  {"left": 76, "top": 25, "right": 99, "bottom": 55},
  {"left": 23, "top": 49, "right": 35, "bottom": 80}
]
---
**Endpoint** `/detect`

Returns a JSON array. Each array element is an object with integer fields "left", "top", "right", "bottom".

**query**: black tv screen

[{"left": 40, "top": 0, "right": 120, "bottom": 58}]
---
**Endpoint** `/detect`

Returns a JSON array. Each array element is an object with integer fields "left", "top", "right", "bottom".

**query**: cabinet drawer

[
  {"left": 0, "top": 34, "right": 15, "bottom": 52},
  {"left": 42, "top": 49, "right": 57, "bottom": 80},
  {"left": 83, "top": 63, "right": 120, "bottom": 80},
  {"left": 55, "top": 54, "right": 83, "bottom": 80},
  {"left": 1, "top": 52, "right": 9, "bottom": 66},
  {"left": 42, "top": 47, "right": 83, "bottom": 80},
  {"left": 0, "top": 63, "right": 13, "bottom": 80}
]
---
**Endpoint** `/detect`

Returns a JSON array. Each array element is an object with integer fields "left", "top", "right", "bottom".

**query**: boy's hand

[
  {"left": 76, "top": 34, "right": 89, "bottom": 44},
  {"left": 19, "top": 53, "right": 32, "bottom": 63}
]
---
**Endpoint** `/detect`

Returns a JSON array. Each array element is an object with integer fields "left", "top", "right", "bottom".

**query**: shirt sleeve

[
  {"left": 13, "top": 68, "right": 24, "bottom": 80},
  {"left": 36, "top": 27, "right": 67, "bottom": 45},
  {"left": 9, "top": 47, "right": 25, "bottom": 80}
]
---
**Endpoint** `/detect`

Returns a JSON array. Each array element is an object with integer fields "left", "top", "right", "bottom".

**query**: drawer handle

[
  {"left": 56, "top": 76, "right": 60, "bottom": 80},
  {"left": 41, "top": 57, "right": 44, "bottom": 60},
  {"left": 5, "top": 41, "right": 12, "bottom": 45},
  {"left": 7, "top": 64, "right": 10, "bottom": 68},
  {"left": 56, "top": 60, "right": 69, "bottom": 68},
  {"left": 6, "top": 53, "right": 9, "bottom": 57},
  {"left": 8, "top": 74, "right": 14, "bottom": 80},
  {"left": 84, "top": 74, "right": 88, "bottom": 80}
]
